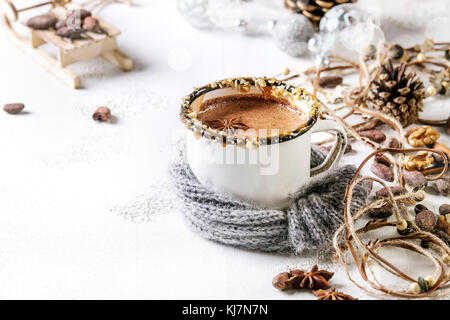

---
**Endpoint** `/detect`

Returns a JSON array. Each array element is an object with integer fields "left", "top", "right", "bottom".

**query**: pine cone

[
  {"left": 284, "top": 0, "right": 356, "bottom": 26},
  {"left": 366, "top": 61, "right": 425, "bottom": 127}
]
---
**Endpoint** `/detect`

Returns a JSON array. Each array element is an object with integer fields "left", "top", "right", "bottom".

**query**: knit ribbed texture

[{"left": 170, "top": 143, "right": 370, "bottom": 255}]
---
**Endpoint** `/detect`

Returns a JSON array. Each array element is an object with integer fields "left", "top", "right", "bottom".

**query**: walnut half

[
  {"left": 405, "top": 126, "right": 440, "bottom": 147},
  {"left": 404, "top": 152, "right": 435, "bottom": 171}
]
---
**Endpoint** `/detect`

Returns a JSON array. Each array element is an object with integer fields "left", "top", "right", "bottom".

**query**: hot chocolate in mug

[{"left": 180, "top": 77, "right": 348, "bottom": 209}]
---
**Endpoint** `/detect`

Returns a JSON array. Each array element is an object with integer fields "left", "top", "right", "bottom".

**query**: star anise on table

[
  {"left": 205, "top": 118, "right": 249, "bottom": 133},
  {"left": 313, "top": 288, "right": 358, "bottom": 300},
  {"left": 272, "top": 265, "right": 334, "bottom": 290}
]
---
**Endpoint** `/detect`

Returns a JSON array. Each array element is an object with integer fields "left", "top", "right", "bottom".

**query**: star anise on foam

[
  {"left": 272, "top": 265, "right": 334, "bottom": 290},
  {"left": 205, "top": 118, "right": 249, "bottom": 133},
  {"left": 313, "top": 288, "right": 358, "bottom": 300}
]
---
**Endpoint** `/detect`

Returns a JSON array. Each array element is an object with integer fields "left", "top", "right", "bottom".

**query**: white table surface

[{"left": 0, "top": 0, "right": 449, "bottom": 300}]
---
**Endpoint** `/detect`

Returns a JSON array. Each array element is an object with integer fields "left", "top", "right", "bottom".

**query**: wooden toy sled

[{"left": 0, "top": 0, "right": 133, "bottom": 88}]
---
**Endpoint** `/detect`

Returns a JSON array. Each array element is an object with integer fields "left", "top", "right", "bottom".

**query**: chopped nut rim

[{"left": 179, "top": 77, "right": 321, "bottom": 148}]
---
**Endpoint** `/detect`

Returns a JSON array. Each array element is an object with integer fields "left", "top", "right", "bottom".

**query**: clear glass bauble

[
  {"left": 319, "top": 3, "right": 379, "bottom": 34},
  {"left": 177, "top": 0, "right": 213, "bottom": 30},
  {"left": 207, "top": 0, "right": 251, "bottom": 30}
]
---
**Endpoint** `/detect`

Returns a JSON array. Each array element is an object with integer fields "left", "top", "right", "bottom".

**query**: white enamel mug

[{"left": 180, "top": 77, "right": 347, "bottom": 209}]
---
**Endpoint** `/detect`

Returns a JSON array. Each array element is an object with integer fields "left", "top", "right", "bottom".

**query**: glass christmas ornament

[
  {"left": 177, "top": 0, "right": 213, "bottom": 30},
  {"left": 319, "top": 3, "right": 379, "bottom": 34},
  {"left": 207, "top": 0, "right": 251, "bottom": 30},
  {"left": 272, "top": 14, "right": 314, "bottom": 57}
]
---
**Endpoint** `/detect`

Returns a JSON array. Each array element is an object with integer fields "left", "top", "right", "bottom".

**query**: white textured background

[{"left": 0, "top": 0, "right": 449, "bottom": 299}]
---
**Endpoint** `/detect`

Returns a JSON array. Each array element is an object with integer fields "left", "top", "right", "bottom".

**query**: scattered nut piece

[
  {"left": 359, "top": 129, "right": 386, "bottom": 143},
  {"left": 92, "top": 107, "right": 111, "bottom": 122},
  {"left": 414, "top": 204, "right": 428, "bottom": 215},
  {"left": 55, "top": 20, "right": 66, "bottom": 29},
  {"left": 375, "top": 186, "right": 407, "bottom": 198},
  {"left": 272, "top": 272, "right": 291, "bottom": 290},
  {"left": 385, "top": 137, "right": 400, "bottom": 148},
  {"left": 83, "top": 16, "right": 102, "bottom": 33},
  {"left": 319, "top": 143, "right": 352, "bottom": 154},
  {"left": 439, "top": 204, "right": 450, "bottom": 215},
  {"left": 374, "top": 153, "right": 391, "bottom": 166},
  {"left": 367, "top": 205, "right": 393, "bottom": 219},
  {"left": 404, "top": 152, "right": 434, "bottom": 171},
  {"left": 3, "top": 103, "right": 24, "bottom": 114},
  {"left": 56, "top": 26, "right": 84, "bottom": 39},
  {"left": 446, "top": 117, "right": 450, "bottom": 135},
  {"left": 66, "top": 9, "right": 92, "bottom": 20},
  {"left": 370, "top": 161, "right": 394, "bottom": 182},
  {"left": 415, "top": 210, "right": 436, "bottom": 231},
  {"left": 26, "top": 14, "right": 58, "bottom": 30},
  {"left": 319, "top": 76, "right": 343, "bottom": 88},
  {"left": 403, "top": 170, "right": 427, "bottom": 190},
  {"left": 429, "top": 178, "right": 450, "bottom": 196},
  {"left": 432, "top": 151, "right": 445, "bottom": 164},
  {"left": 405, "top": 126, "right": 440, "bottom": 147}
]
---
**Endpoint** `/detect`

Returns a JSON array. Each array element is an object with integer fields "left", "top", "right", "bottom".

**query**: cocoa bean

[
  {"left": 433, "top": 229, "right": 450, "bottom": 246},
  {"left": 414, "top": 204, "right": 428, "bottom": 215},
  {"left": 319, "top": 143, "right": 352, "bottom": 154},
  {"left": 359, "top": 129, "right": 386, "bottom": 143},
  {"left": 374, "top": 153, "right": 391, "bottom": 166},
  {"left": 385, "top": 137, "right": 400, "bottom": 149},
  {"left": 66, "top": 16, "right": 82, "bottom": 29},
  {"left": 446, "top": 116, "right": 450, "bottom": 135},
  {"left": 432, "top": 151, "right": 446, "bottom": 164},
  {"left": 439, "top": 204, "right": 450, "bottom": 215},
  {"left": 415, "top": 210, "right": 436, "bottom": 231},
  {"left": 93, "top": 107, "right": 111, "bottom": 122},
  {"left": 429, "top": 179, "right": 450, "bottom": 196},
  {"left": 375, "top": 186, "right": 406, "bottom": 198},
  {"left": 83, "top": 16, "right": 101, "bottom": 33},
  {"left": 403, "top": 170, "right": 427, "bottom": 190},
  {"left": 318, "top": 76, "right": 343, "bottom": 88},
  {"left": 55, "top": 20, "right": 67, "bottom": 29},
  {"left": 26, "top": 14, "right": 58, "bottom": 30},
  {"left": 368, "top": 206, "right": 393, "bottom": 219},
  {"left": 66, "top": 9, "right": 91, "bottom": 20},
  {"left": 3, "top": 103, "right": 24, "bottom": 114},
  {"left": 371, "top": 162, "right": 394, "bottom": 182},
  {"left": 56, "top": 26, "right": 83, "bottom": 39}
]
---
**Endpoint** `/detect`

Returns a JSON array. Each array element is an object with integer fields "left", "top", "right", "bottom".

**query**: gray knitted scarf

[{"left": 170, "top": 143, "right": 370, "bottom": 255}]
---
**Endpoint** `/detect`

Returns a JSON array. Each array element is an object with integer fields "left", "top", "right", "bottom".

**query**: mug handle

[{"left": 310, "top": 119, "right": 348, "bottom": 177}]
